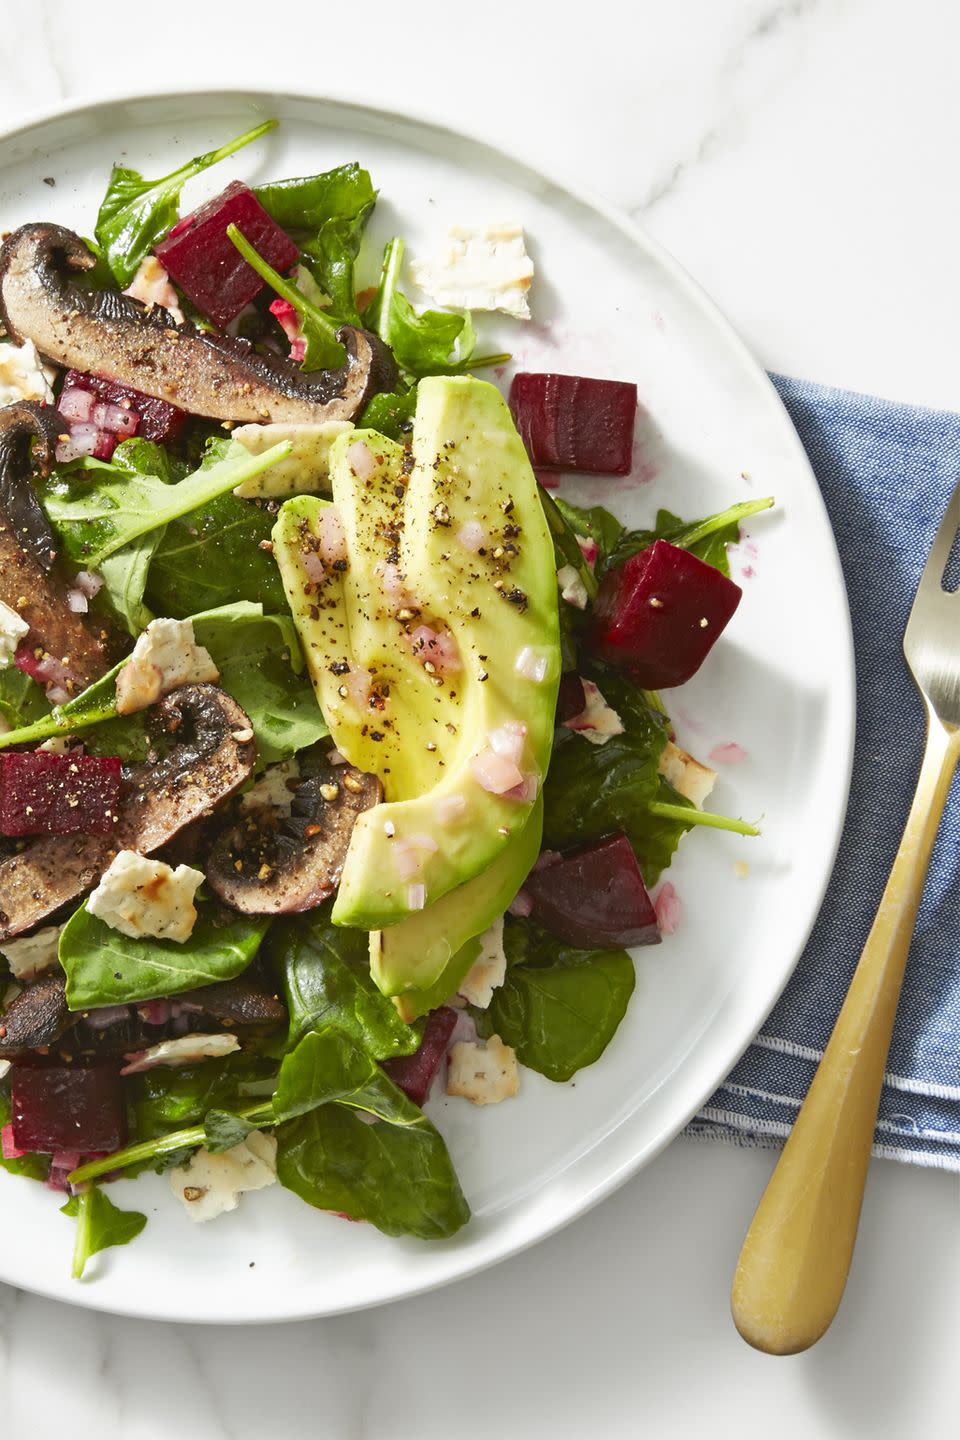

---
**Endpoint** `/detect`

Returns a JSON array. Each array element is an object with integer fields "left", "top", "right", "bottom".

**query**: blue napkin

[{"left": 686, "top": 374, "right": 960, "bottom": 1170}]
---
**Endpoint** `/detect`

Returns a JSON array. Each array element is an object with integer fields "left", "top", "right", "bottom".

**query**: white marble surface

[{"left": 0, "top": 2, "right": 958, "bottom": 1435}]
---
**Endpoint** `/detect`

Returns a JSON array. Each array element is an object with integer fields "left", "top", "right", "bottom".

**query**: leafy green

[
  {"left": 275, "top": 1031, "right": 468, "bottom": 1239},
  {"left": 69, "top": 1100, "right": 272, "bottom": 1185},
  {"left": 358, "top": 383, "right": 418, "bottom": 440},
  {"left": 94, "top": 119, "right": 277, "bottom": 287},
  {"left": 269, "top": 908, "right": 419, "bottom": 1059},
  {"left": 130, "top": 1052, "right": 278, "bottom": 1139},
  {"left": 42, "top": 439, "right": 291, "bottom": 568},
  {"left": 607, "top": 498, "right": 774, "bottom": 577},
  {"left": 0, "top": 1092, "right": 50, "bottom": 1181},
  {"left": 59, "top": 901, "right": 270, "bottom": 1009},
  {"left": 226, "top": 224, "right": 346, "bottom": 369},
  {"left": 0, "top": 667, "right": 48, "bottom": 732},
  {"left": 61, "top": 1185, "right": 147, "bottom": 1279},
  {"left": 0, "top": 658, "right": 127, "bottom": 754},
  {"left": 474, "top": 920, "right": 635, "bottom": 1081},
  {"left": 147, "top": 491, "right": 285, "bottom": 617},
  {"left": 203, "top": 1108, "right": 259, "bottom": 1154},
  {"left": 552, "top": 498, "right": 624, "bottom": 571},
  {"left": 254, "top": 163, "right": 376, "bottom": 235},
  {"left": 91, "top": 439, "right": 183, "bottom": 635},
  {"left": 301, "top": 203, "right": 375, "bottom": 325}
]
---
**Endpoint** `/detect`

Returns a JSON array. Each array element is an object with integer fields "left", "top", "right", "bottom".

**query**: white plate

[{"left": 0, "top": 89, "right": 854, "bottom": 1322}]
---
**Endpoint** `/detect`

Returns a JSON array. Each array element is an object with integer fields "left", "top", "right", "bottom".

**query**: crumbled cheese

[
  {"left": 458, "top": 916, "right": 507, "bottom": 1008},
  {"left": 87, "top": 850, "right": 204, "bottom": 942},
  {"left": 658, "top": 740, "right": 717, "bottom": 808},
  {"left": 169, "top": 1131, "right": 277, "bottom": 1222},
  {"left": 121, "top": 1032, "right": 240, "bottom": 1074},
  {"left": 447, "top": 1033, "right": 519, "bottom": 1105},
  {"left": 0, "top": 924, "right": 63, "bottom": 981},
  {"left": 0, "top": 339, "right": 54, "bottom": 406},
  {"left": 411, "top": 223, "right": 534, "bottom": 319},
  {"left": 564, "top": 680, "right": 625, "bottom": 746},
  {"left": 124, "top": 255, "right": 185, "bottom": 324},
  {"left": 0, "top": 599, "right": 29, "bottom": 667},
  {"left": 0, "top": 1060, "right": 10, "bottom": 1082},
  {"left": 232, "top": 421, "right": 353, "bottom": 497},
  {"left": 239, "top": 759, "right": 300, "bottom": 814},
  {"left": 557, "top": 564, "right": 589, "bottom": 610},
  {"left": 115, "top": 617, "right": 219, "bottom": 715},
  {"left": 39, "top": 735, "right": 73, "bottom": 754}
]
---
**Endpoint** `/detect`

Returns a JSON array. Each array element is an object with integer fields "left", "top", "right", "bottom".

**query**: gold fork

[{"left": 731, "top": 477, "right": 960, "bottom": 1355}]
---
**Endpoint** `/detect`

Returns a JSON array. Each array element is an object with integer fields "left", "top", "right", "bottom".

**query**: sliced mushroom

[
  {"left": 0, "top": 973, "right": 70, "bottom": 1056},
  {"left": 0, "top": 684, "right": 256, "bottom": 940},
  {"left": 0, "top": 225, "right": 398, "bottom": 426},
  {"left": 0, "top": 402, "right": 114, "bottom": 691},
  {"left": 206, "top": 751, "right": 381, "bottom": 914},
  {"left": 176, "top": 977, "right": 286, "bottom": 1029}
]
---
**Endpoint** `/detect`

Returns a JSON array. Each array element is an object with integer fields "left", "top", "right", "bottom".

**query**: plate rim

[{"left": 0, "top": 83, "right": 856, "bottom": 1324}]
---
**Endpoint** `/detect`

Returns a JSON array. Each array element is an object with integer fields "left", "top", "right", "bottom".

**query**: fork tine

[{"left": 914, "top": 477, "right": 960, "bottom": 602}]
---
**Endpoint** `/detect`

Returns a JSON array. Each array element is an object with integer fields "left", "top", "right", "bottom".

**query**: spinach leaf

[
  {"left": 147, "top": 491, "right": 285, "bottom": 617},
  {"left": 203, "top": 1108, "right": 259, "bottom": 1153},
  {"left": 552, "top": 498, "right": 624, "bottom": 571},
  {"left": 130, "top": 1052, "right": 278, "bottom": 1139},
  {"left": 42, "top": 439, "right": 291, "bottom": 567},
  {"left": 191, "top": 605, "right": 329, "bottom": 766},
  {"left": 301, "top": 203, "right": 375, "bottom": 325},
  {"left": 61, "top": 1184, "right": 147, "bottom": 1279},
  {"left": 275, "top": 1030, "right": 468, "bottom": 1239},
  {"left": 0, "top": 668, "right": 48, "bottom": 732},
  {"left": 607, "top": 497, "right": 774, "bottom": 577},
  {"left": 226, "top": 224, "right": 346, "bottom": 369},
  {"left": 94, "top": 118, "right": 277, "bottom": 287},
  {"left": 59, "top": 902, "right": 270, "bottom": 1009},
  {"left": 269, "top": 908, "right": 419, "bottom": 1059},
  {"left": 0, "top": 1091, "right": 50, "bottom": 1181},
  {"left": 475, "top": 919, "right": 635, "bottom": 1082},
  {"left": 254, "top": 163, "right": 376, "bottom": 234},
  {"left": 359, "top": 383, "right": 418, "bottom": 440}
]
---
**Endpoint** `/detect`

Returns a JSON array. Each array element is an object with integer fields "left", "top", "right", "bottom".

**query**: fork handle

[{"left": 731, "top": 712, "right": 960, "bottom": 1355}]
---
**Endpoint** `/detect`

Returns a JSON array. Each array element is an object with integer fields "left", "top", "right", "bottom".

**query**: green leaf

[
  {"left": 254, "top": 163, "right": 376, "bottom": 234},
  {"left": 42, "top": 439, "right": 291, "bottom": 568},
  {"left": 97, "top": 534, "right": 162, "bottom": 636},
  {"left": 607, "top": 498, "right": 774, "bottom": 577},
  {"left": 59, "top": 902, "right": 270, "bottom": 1009},
  {"left": 552, "top": 498, "right": 624, "bottom": 571},
  {"left": 130, "top": 1052, "right": 279, "bottom": 1139},
  {"left": 301, "top": 203, "right": 375, "bottom": 326},
  {"left": 269, "top": 907, "right": 419, "bottom": 1059},
  {"left": 359, "top": 383, "right": 418, "bottom": 440},
  {"left": 367, "top": 237, "right": 476, "bottom": 378},
  {"left": 0, "top": 667, "right": 49, "bottom": 732},
  {"left": 273, "top": 1027, "right": 416, "bottom": 1125},
  {"left": 476, "top": 919, "right": 635, "bottom": 1081},
  {"left": 61, "top": 1184, "right": 147, "bottom": 1279},
  {"left": 94, "top": 119, "right": 277, "bottom": 287},
  {"left": 68, "top": 1100, "right": 271, "bottom": 1185},
  {"left": 147, "top": 491, "right": 286, "bottom": 618},
  {"left": 203, "top": 1108, "right": 258, "bottom": 1154},
  {"left": 226, "top": 224, "right": 346, "bottom": 370},
  {"left": 0, "top": 657, "right": 129, "bottom": 754}
]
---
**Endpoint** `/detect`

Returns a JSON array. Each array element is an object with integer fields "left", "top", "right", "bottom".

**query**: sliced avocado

[
  {"left": 273, "top": 376, "right": 560, "bottom": 933},
  {"left": 378, "top": 796, "right": 543, "bottom": 1005}
]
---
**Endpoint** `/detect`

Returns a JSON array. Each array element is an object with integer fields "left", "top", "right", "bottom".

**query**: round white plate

[{"left": 0, "top": 89, "right": 854, "bottom": 1322}]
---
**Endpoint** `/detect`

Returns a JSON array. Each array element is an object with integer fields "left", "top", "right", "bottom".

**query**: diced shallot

[
  {"left": 407, "top": 625, "right": 461, "bottom": 676},
  {"left": 57, "top": 387, "right": 95, "bottom": 423},
  {"left": 65, "top": 589, "right": 88, "bottom": 613},
  {"left": 508, "top": 888, "right": 534, "bottom": 918},
  {"left": 316, "top": 507, "right": 348, "bottom": 565},
  {"left": 73, "top": 571, "right": 103, "bottom": 599},
  {"left": 406, "top": 883, "right": 427, "bottom": 911},
  {"left": 55, "top": 421, "right": 101, "bottom": 463},
  {"left": 504, "top": 774, "right": 538, "bottom": 804},
  {"left": 347, "top": 440, "right": 377, "bottom": 480},
  {"left": 487, "top": 721, "right": 527, "bottom": 765},
  {"left": 457, "top": 520, "right": 487, "bottom": 552},
  {"left": 470, "top": 747, "right": 524, "bottom": 795},
  {"left": 515, "top": 645, "right": 549, "bottom": 683},
  {"left": 654, "top": 881, "right": 682, "bottom": 936},
  {"left": 375, "top": 559, "right": 416, "bottom": 612},
  {"left": 1, "top": 1123, "right": 25, "bottom": 1159},
  {"left": 435, "top": 793, "right": 467, "bottom": 825}
]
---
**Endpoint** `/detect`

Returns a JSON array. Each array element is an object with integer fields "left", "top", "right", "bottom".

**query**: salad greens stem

[
  {"left": 225, "top": 223, "right": 345, "bottom": 365},
  {"left": 647, "top": 801, "right": 760, "bottom": 837},
  {"left": 642, "top": 689, "right": 666, "bottom": 715},
  {"left": 68, "top": 1102, "right": 273, "bottom": 1185},
  {"left": 366, "top": 235, "right": 404, "bottom": 342},
  {"left": 674, "top": 497, "right": 775, "bottom": 550},
  {"left": 70, "top": 1185, "right": 94, "bottom": 1281},
  {"left": 163, "top": 120, "right": 278, "bottom": 193}
]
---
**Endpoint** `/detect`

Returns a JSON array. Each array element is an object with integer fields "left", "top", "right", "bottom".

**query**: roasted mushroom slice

[
  {"left": 175, "top": 977, "right": 286, "bottom": 1030},
  {"left": 0, "top": 224, "right": 398, "bottom": 426},
  {"left": 0, "top": 685, "right": 256, "bottom": 940},
  {"left": 0, "top": 402, "right": 114, "bottom": 692},
  {"left": 0, "top": 973, "right": 71, "bottom": 1057},
  {"left": 206, "top": 753, "right": 381, "bottom": 914}
]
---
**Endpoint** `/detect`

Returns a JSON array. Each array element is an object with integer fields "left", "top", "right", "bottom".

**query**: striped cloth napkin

[{"left": 686, "top": 374, "right": 960, "bottom": 1170}]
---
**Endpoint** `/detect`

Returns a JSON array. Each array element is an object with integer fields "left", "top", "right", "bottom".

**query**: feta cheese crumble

[
  {"left": 0, "top": 339, "right": 54, "bottom": 406},
  {"left": 169, "top": 1131, "right": 277, "bottom": 1222},
  {"left": 114, "top": 617, "right": 219, "bottom": 715},
  {"left": 0, "top": 924, "right": 63, "bottom": 981},
  {"left": 87, "top": 850, "right": 205, "bottom": 942},
  {"left": 120, "top": 1033, "right": 240, "bottom": 1074},
  {"left": 447, "top": 1033, "right": 519, "bottom": 1105},
  {"left": 557, "top": 564, "right": 589, "bottom": 610},
  {"left": 232, "top": 421, "right": 353, "bottom": 497},
  {"left": 0, "top": 600, "right": 29, "bottom": 667},
  {"left": 658, "top": 741, "right": 717, "bottom": 808},
  {"left": 564, "top": 680, "right": 625, "bottom": 746},
  {"left": 458, "top": 916, "right": 507, "bottom": 1008},
  {"left": 411, "top": 223, "right": 534, "bottom": 319}
]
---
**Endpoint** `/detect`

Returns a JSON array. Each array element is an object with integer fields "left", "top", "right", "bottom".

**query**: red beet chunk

[
  {"left": 62, "top": 369, "right": 186, "bottom": 444},
  {"left": 592, "top": 539, "right": 742, "bottom": 689},
  {"left": 382, "top": 1006, "right": 459, "bottom": 1107},
  {"left": 0, "top": 752, "right": 121, "bottom": 836},
  {"left": 11, "top": 1064, "right": 127, "bottom": 1154},
  {"left": 509, "top": 372, "right": 637, "bottom": 475},
  {"left": 525, "top": 833, "right": 660, "bottom": 948},
  {"left": 155, "top": 181, "right": 299, "bottom": 329},
  {"left": 555, "top": 672, "right": 586, "bottom": 725}
]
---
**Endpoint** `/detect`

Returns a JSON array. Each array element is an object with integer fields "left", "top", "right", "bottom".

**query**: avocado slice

[
  {"left": 273, "top": 376, "right": 560, "bottom": 933},
  {"left": 378, "top": 796, "right": 543, "bottom": 1007}
]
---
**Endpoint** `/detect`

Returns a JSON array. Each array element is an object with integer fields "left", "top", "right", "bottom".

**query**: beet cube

[
  {"left": 381, "top": 1006, "right": 459, "bottom": 1107},
  {"left": 11, "top": 1064, "right": 128, "bottom": 1154},
  {"left": 62, "top": 369, "right": 186, "bottom": 445},
  {"left": 591, "top": 539, "right": 742, "bottom": 689},
  {"left": 525, "top": 833, "right": 659, "bottom": 948},
  {"left": 509, "top": 372, "right": 637, "bottom": 475},
  {"left": 155, "top": 181, "right": 299, "bottom": 329},
  {"left": 0, "top": 751, "right": 121, "bottom": 836}
]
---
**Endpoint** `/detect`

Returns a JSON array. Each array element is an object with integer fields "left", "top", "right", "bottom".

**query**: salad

[{"left": 0, "top": 119, "right": 770, "bottom": 1279}]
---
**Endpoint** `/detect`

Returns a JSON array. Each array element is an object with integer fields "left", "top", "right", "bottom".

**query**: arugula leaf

[
  {"left": 254, "top": 163, "right": 376, "bottom": 234},
  {"left": 269, "top": 908, "right": 419, "bottom": 1059},
  {"left": 300, "top": 204, "right": 375, "bottom": 326},
  {"left": 59, "top": 902, "right": 270, "bottom": 1009},
  {"left": 607, "top": 497, "right": 774, "bottom": 577},
  {"left": 359, "top": 383, "right": 418, "bottom": 440},
  {"left": 226, "top": 224, "right": 346, "bottom": 370},
  {"left": 61, "top": 1185, "right": 147, "bottom": 1279},
  {"left": 0, "top": 658, "right": 127, "bottom": 754},
  {"left": 274, "top": 1030, "right": 469, "bottom": 1239},
  {"left": 147, "top": 491, "right": 285, "bottom": 618},
  {"left": 91, "top": 439, "right": 184, "bottom": 634},
  {"left": 474, "top": 920, "right": 635, "bottom": 1082},
  {"left": 0, "top": 668, "right": 48, "bottom": 732},
  {"left": 0, "top": 1091, "right": 50, "bottom": 1181},
  {"left": 552, "top": 498, "right": 624, "bottom": 571},
  {"left": 94, "top": 118, "right": 277, "bottom": 287},
  {"left": 42, "top": 439, "right": 291, "bottom": 567},
  {"left": 367, "top": 237, "right": 499, "bottom": 378},
  {"left": 203, "top": 1108, "right": 259, "bottom": 1154}
]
